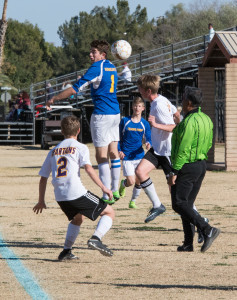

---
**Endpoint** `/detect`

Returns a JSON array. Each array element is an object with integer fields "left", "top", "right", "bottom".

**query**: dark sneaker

[
  {"left": 101, "top": 197, "right": 115, "bottom": 205},
  {"left": 58, "top": 249, "right": 78, "bottom": 261},
  {"left": 144, "top": 204, "right": 166, "bottom": 223},
  {"left": 87, "top": 239, "right": 113, "bottom": 257},
  {"left": 201, "top": 227, "right": 220, "bottom": 253},
  {"left": 177, "top": 244, "right": 193, "bottom": 252}
]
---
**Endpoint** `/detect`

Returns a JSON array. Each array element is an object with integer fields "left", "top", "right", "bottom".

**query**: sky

[{"left": 1, "top": 0, "right": 230, "bottom": 46}]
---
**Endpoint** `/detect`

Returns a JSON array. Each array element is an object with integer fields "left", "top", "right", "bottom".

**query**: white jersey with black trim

[
  {"left": 39, "top": 138, "right": 91, "bottom": 202},
  {"left": 150, "top": 95, "right": 177, "bottom": 156}
]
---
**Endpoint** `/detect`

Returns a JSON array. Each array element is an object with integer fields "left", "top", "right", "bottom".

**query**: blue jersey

[
  {"left": 118, "top": 116, "right": 152, "bottom": 161},
  {"left": 72, "top": 59, "right": 119, "bottom": 115}
]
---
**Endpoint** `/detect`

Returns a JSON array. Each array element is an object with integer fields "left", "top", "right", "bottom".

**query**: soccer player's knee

[
  {"left": 127, "top": 177, "right": 135, "bottom": 186},
  {"left": 104, "top": 205, "right": 115, "bottom": 220}
]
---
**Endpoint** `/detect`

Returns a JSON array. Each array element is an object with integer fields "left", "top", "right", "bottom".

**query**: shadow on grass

[{"left": 74, "top": 281, "right": 237, "bottom": 291}]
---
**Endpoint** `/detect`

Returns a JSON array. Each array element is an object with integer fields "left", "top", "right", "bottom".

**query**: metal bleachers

[{"left": 2, "top": 26, "right": 235, "bottom": 145}]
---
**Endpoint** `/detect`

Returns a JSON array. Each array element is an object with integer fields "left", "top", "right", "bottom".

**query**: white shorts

[
  {"left": 122, "top": 159, "right": 141, "bottom": 177},
  {"left": 90, "top": 114, "right": 120, "bottom": 147}
]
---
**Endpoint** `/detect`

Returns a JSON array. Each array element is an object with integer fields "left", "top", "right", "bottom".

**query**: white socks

[
  {"left": 98, "top": 159, "right": 121, "bottom": 197},
  {"left": 93, "top": 215, "right": 113, "bottom": 240},
  {"left": 131, "top": 184, "right": 142, "bottom": 202},
  {"left": 64, "top": 223, "right": 80, "bottom": 249},
  {"left": 140, "top": 178, "right": 162, "bottom": 208},
  {"left": 111, "top": 159, "right": 121, "bottom": 192},
  {"left": 98, "top": 162, "right": 111, "bottom": 199}
]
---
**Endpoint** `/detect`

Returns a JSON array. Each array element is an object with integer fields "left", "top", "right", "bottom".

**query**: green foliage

[
  {"left": 4, "top": 19, "right": 54, "bottom": 89},
  {"left": 2, "top": 0, "right": 237, "bottom": 89},
  {"left": 57, "top": 0, "right": 154, "bottom": 66}
]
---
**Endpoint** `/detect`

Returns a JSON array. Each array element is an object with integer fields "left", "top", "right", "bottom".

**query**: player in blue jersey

[
  {"left": 118, "top": 97, "right": 151, "bottom": 208},
  {"left": 46, "top": 40, "right": 121, "bottom": 205}
]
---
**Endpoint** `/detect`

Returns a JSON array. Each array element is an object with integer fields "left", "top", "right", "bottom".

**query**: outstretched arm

[
  {"left": 33, "top": 177, "right": 48, "bottom": 214},
  {"left": 46, "top": 87, "right": 76, "bottom": 109},
  {"left": 84, "top": 164, "right": 113, "bottom": 199}
]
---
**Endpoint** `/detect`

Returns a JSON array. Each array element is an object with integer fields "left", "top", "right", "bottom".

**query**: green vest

[{"left": 171, "top": 107, "right": 213, "bottom": 171}]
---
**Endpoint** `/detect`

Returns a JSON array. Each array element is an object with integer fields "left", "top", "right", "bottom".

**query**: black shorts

[
  {"left": 144, "top": 148, "right": 172, "bottom": 178},
  {"left": 58, "top": 191, "right": 107, "bottom": 221}
]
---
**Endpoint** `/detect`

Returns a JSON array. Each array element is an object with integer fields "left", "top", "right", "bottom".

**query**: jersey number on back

[
  {"left": 57, "top": 157, "right": 67, "bottom": 177},
  {"left": 110, "top": 75, "right": 114, "bottom": 93}
]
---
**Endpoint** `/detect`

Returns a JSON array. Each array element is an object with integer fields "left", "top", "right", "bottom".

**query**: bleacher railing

[{"left": 29, "top": 26, "right": 236, "bottom": 143}]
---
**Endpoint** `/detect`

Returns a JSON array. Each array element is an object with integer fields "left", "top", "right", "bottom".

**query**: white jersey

[
  {"left": 39, "top": 138, "right": 91, "bottom": 202},
  {"left": 121, "top": 66, "right": 132, "bottom": 82},
  {"left": 150, "top": 95, "right": 177, "bottom": 156}
]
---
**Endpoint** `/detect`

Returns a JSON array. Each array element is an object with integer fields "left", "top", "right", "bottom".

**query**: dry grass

[{"left": 0, "top": 144, "right": 236, "bottom": 300}]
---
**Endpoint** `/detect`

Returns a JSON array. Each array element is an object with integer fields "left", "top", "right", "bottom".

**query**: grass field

[{"left": 0, "top": 144, "right": 236, "bottom": 300}]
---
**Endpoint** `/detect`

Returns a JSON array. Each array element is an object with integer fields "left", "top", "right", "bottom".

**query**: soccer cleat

[
  {"left": 113, "top": 191, "right": 120, "bottom": 201},
  {"left": 177, "top": 244, "right": 193, "bottom": 252},
  {"left": 101, "top": 197, "right": 116, "bottom": 205},
  {"left": 129, "top": 201, "right": 137, "bottom": 209},
  {"left": 87, "top": 238, "right": 113, "bottom": 257},
  {"left": 201, "top": 227, "right": 221, "bottom": 253},
  {"left": 58, "top": 249, "right": 78, "bottom": 261},
  {"left": 144, "top": 204, "right": 166, "bottom": 223},
  {"left": 119, "top": 179, "right": 126, "bottom": 198}
]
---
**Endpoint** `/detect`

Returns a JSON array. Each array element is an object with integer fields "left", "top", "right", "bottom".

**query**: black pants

[{"left": 171, "top": 160, "right": 211, "bottom": 244}]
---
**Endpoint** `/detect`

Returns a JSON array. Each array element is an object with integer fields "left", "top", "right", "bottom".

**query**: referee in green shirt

[{"left": 168, "top": 86, "right": 220, "bottom": 253}]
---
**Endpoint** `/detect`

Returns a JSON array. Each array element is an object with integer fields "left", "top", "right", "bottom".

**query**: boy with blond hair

[{"left": 136, "top": 75, "right": 180, "bottom": 223}]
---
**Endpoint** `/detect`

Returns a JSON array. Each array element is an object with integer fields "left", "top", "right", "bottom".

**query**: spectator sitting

[
  {"left": 62, "top": 81, "right": 72, "bottom": 90},
  {"left": 22, "top": 91, "right": 31, "bottom": 110},
  {"left": 118, "top": 62, "right": 132, "bottom": 83},
  {"left": 62, "top": 81, "right": 75, "bottom": 100},
  {"left": 46, "top": 83, "right": 55, "bottom": 101}
]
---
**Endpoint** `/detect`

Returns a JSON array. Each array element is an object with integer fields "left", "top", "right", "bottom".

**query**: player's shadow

[
  {"left": 0, "top": 240, "right": 86, "bottom": 262},
  {"left": 75, "top": 281, "right": 237, "bottom": 291}
]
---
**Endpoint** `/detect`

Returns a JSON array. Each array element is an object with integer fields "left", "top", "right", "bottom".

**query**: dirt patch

[{"left": 0, "top": 145, "right": 236, "bottom": 299}]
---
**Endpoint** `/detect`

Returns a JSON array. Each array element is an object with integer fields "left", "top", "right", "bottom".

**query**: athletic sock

[
  {"left": 64, "top": 223, "right": 80, "bottom": 249},
  {"left": 140, "top": 178, "right": 161, "bottom": 208},
  {"left": 111, "top": 158, "right": 121, "bottom": 192},
  {"left": 98, "top": 162, "right": 111, "bottom": 199},
  {"left": 131, "top": 183, "right": 142, "bottom": 202},
  {"left": 93, "top": 215, "right": 113, "bottom": 240}
]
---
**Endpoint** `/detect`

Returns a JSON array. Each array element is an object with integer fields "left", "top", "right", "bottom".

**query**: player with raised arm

[
  {"left": 135, "top": 75, "right": 180, "bottom": 223},
  {"left": 33, "top": 116, "right": 115, "bottom": 260},
  {"left": 118, "top": 97, "right": 151, "bottom": 208},
  {"left": 46, "top": 40, "right": 121, "bottom": 205}
]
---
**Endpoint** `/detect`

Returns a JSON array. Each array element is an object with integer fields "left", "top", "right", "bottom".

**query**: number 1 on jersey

[{"left": 110, "top": 75, "right": 114, "bottom": 93}]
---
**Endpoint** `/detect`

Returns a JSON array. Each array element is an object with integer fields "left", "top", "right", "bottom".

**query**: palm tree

[{"left": 0, "top": 0, "right": 8, "bottom": 72}]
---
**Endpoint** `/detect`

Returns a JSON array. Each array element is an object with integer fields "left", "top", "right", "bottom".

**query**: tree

[
  {"left": 57, "top": 0, "right": 153, "bottom": 70},
  {"left": 0, "top": 0, "right": 8, "bottom": 72},
  {"left": 4, "top": 19, "right": 54, "bottom": 89}
]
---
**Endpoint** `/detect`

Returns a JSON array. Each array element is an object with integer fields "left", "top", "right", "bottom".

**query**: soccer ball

[{"left": 111, "top": 40, "right": 132, "bottom": 60}]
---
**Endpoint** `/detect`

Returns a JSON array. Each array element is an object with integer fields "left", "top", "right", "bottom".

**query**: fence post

[
  {"left": 203, "top": 35, "right": 206, "bottom": 56},
  {"left": 171, "top": 44, "right": 175, "bottom": 81},
  {"left": 30, "top": 83, "right": 35, "bottom": 145},
  {"left": 139, "top": 51, "right": 143, "bottom": 75}
]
